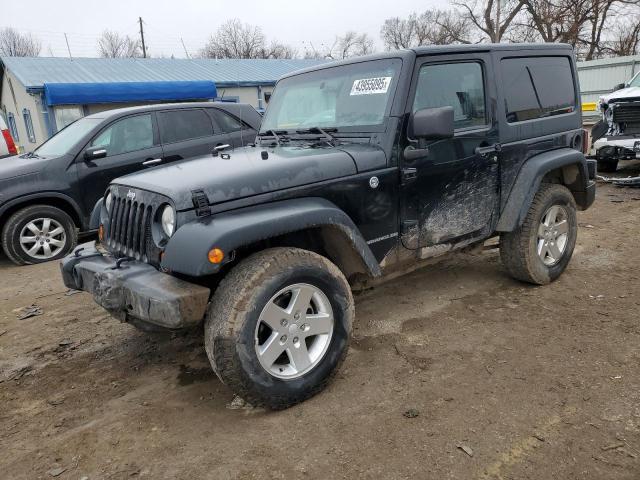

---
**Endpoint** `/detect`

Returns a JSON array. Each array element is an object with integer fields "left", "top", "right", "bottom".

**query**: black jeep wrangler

[{"left": 62, "top": 44, "right": 596, "bottom": 409}]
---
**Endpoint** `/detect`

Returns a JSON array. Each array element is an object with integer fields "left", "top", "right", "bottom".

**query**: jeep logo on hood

[{"left": 126, "top": 190, "right": 136, "bottom": 200}]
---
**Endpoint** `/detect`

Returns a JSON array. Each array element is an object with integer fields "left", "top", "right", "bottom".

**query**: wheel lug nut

[
  {"left": 280, "top": 335, "right": 287, "bottom": 343},
  {"left": 294, "top": 312, "right": 300, "bottom": 320},
  {"left": 293, "top": 337, "right": 299, "bottom": 343}
]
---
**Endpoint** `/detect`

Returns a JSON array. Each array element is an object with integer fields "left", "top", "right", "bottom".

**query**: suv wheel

[
  {"left": 500, "top": 183, "right": 578, "bottom": 285},
  {"left": 1, "top": 205, "right": 78, "bottom": 265},
  {"left": 204, "top": 247, "right": 354, "bottom": 409}
]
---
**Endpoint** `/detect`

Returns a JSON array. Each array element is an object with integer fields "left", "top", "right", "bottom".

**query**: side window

[
  {"left": 413, "top": 62, "right": 486, "bottom": 130},
  {"left": 213, "top": 110, "right": 245, "bottom": 133},
  {"left": 501, "top": 57, "right": 575, "bottom": 123},
  {"left": 7, "top": 112, "right": 19, "bottom": 141},
  {"left": 90, "top": 114, "right": 153, "bottom": 156},
  {"left": 158, "top": 109, "right": 214, "bottom": 143},
  {"left": 23, "top": 108, "right": 36, "bottom": 143}
]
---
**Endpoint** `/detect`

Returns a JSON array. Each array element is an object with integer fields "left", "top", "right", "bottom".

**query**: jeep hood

[
  {"left": 113, "top": 144, "right": 384, "bottom": 210},
  {"left": 600, "top": 86, "right": 640, "bottom": 104}
]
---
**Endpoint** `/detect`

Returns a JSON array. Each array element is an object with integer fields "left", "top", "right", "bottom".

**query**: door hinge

[
  {"left": 191, "top": 189, "right": 211, "bottom": 217},
  {"left": 401, "top": 167, "right": 417, "bottom": 184}
]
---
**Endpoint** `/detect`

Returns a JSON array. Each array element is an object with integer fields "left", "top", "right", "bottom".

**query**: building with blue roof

[{"left": 0, "top": 56, "right": 324, "bottom": 152}]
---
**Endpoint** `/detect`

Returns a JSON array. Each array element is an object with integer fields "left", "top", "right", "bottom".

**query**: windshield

[
  {"left": 630, "top": 72, "right": 640, "bottom": 88},
  {"left": 261, "top": 58, "right": 401, "bottom": 133},
  {"left": 35, "top": 117, "right": 103, "bottom": 156}
]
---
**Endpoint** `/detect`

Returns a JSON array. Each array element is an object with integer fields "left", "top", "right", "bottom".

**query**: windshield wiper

[
  {"left": 258, "top": 129, "right": 289, "bottom": 145},
  {"left": 295, "top": 127, "right": 338, "bottom": 145},
  {"left": 22, "top": 152, "right": 41, "bottom": 159}
]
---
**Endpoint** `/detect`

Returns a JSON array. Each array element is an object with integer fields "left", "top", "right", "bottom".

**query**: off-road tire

[
  {"left": 204, "top": 247, "right": 354, "bottom": 409},
  {"left": 1, "top": 205, "right": 77, "bottom": 266},
  {"left": 500, "top": 183, "right": 577, "bottom": 285},
  {"left": 597, "top": 159, "right": 618, "bottom": 173}
]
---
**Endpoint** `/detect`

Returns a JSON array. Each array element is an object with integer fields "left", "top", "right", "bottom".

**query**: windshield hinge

[{"left": 191, "top": 190, "right": 211, "bottom": 217}]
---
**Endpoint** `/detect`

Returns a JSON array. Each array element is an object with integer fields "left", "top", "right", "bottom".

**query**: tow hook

[{"left": 110, "top": 257, "right": 135, "bottom": 270}]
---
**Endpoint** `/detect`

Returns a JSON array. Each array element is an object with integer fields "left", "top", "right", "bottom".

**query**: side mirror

[
  {"left": 613, "top": 83, "right": 626, "bottom": 92},
  {"left": 84, "top": 146, "right": 107, "bottom": 160},
  {"left": 409, "top": 106, "right": 454, "bottom": 141}
]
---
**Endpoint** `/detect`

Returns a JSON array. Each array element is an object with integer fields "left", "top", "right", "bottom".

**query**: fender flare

[
  {"left": 161, "top": 197, "right": 382, "bottom": 278},
  {"left": 0, "top": 191, "right": 86, "bottom": 229},
  {"left": 496, "top": 148, "right": 590, "bottom": 232}
]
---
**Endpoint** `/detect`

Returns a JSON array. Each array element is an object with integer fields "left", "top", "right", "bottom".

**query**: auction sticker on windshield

[{"left": 350, "top": 77, "right": 392, "bottom": 96}]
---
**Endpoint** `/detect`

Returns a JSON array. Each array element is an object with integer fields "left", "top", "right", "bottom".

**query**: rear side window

[
  {"left": 501, "top": 57, "right": 576, "bottom": 123},
  {"left": 413, "top": 62, "right": 486, "bottom": 130},
  {"left": 158, "top": 109, "right": 214, "bottom": 144},
  {"left": 213, "top": 110, "right": 245, "bottom": 133}
]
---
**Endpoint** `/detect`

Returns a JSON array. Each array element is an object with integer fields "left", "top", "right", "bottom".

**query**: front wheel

[
  {"left": 1, "top": 205, "right": 78, "bottom": 265},
  {"left": 500, "top": 183, "right": 578, "bottom": 285},
  {"left": 204, "top": 247, "right": 354, "bottom": 409}
]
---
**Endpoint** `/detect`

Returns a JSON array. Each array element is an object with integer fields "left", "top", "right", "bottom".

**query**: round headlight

[
  {"left": 161, "top": 205, "right": 176, "bottom": 237},
  {"left": 105, "top": 192, "right": 112, "bottom": 213}
]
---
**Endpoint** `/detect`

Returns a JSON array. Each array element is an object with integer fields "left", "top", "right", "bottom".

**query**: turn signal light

[
  {"left": 98, "top": 224, "right": 104, "bottom": 242},
  {"left": 208, "top": 248, "right": 224, "bottom": 264}
]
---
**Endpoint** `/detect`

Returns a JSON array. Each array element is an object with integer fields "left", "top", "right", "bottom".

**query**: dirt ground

[{"left": 1, "top": 162, "right": 640, "bottom": 480}]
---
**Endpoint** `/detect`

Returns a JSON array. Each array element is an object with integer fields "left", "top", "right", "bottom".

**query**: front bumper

[{"left": 61, "top": 242, "right": 210, "bottom": 329}]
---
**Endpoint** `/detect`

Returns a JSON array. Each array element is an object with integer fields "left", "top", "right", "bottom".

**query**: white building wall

[{"left": 0, "top": 70, "right": 48, "bottom": 152}]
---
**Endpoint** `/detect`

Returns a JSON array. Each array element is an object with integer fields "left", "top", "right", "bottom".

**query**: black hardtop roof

[{"left": 279, "top": 43, "right": 574, "bottom": 80}]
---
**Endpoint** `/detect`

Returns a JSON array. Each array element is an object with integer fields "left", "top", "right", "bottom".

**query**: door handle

[
  {"left": 474, "top": 143, "right": 502, "bottom": 156},
  {"left": 142, "top": 158, "right": 162, "bottom": 166}
]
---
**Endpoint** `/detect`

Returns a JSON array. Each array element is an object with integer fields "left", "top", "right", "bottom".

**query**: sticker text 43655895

[{"left": 350, "top": 77, "right": 392, "bottom": 96}]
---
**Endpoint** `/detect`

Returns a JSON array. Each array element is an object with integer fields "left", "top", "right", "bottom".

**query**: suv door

[
  {"left": 210, "top": 108, "right": 257, "bottom": 148},
  {"left": 76, "top": 112, "right": 161, "bottom": 214},
  {"left": 157, "top": 108, "right": 228, "bottom": 161},
  {"left": 400, "top": 54, "right": 500, "bottom": 250}
]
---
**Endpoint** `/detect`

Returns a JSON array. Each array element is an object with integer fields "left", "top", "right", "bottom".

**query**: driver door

[{"left": 400, "top": 54, "right": 500, "bottom": 250}]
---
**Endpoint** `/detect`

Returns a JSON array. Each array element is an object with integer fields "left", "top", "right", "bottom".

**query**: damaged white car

[{"left": 592, "top": 71, "right": 640, "bottom": 172}]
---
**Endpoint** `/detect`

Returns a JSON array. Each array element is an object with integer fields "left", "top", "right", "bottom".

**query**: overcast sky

[{"left": 3, "top": 0, "right": 447, "bottom": 58}]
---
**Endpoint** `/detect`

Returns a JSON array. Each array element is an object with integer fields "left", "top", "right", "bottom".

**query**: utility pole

[
  {"left": 64, "top": 33, "right": 73, "bottom": 59},
  {"left": 139, "top": 17, "right": 147, "bottom": 58},
  {"left": 181, "top": 38, "right": 190, "bottom": 58}
]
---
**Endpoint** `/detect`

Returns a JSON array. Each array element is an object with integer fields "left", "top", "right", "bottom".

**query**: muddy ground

[{"left": 1, "top": 162, "right": 640, "bottom": 480}]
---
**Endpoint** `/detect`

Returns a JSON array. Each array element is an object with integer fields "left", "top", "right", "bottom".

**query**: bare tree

[
  {"left": 381, "top": 10, "right": 473, "bottom": 50},
  {"left": 334, "top": 31, "right": 375, "bottom": 58},
  {"left": 200, "top": 19, "right": 295, "bottom": 59},
  {"left": 519, "top": 0, "right": 640, "bottom": 59},
  {"left": 0, "top": 27, "right": 41, "bottom": 57},
  {"left": 381, "top": 15, "right": 417, "bottom": 49},
  {"left": 97, "top": 30, "right": 142, "bottom": 58},
  {"left": 454, "top": 0, "right": 527, "bottom": 42},
  {"left": 304, "top": 32, "right": 374, "bottom": 59},
  {"left": 600, "top": 14, "right": 640, "bottom": 56}
]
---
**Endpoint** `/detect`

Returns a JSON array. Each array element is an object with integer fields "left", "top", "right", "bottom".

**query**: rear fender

[
  {"left": 496, "top": 148, "right": 591, "bottom": 232},
  {"left": 161, "top": 197, "right": 382, "bottom": 278}
]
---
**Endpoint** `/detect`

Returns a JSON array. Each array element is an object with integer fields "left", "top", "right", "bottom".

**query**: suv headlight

[
  {"left": 105, "top": 192, "right": 112, "bottom": 213},
  {"left": 161, "top": 205, "right": 176, "bottom": 237}
]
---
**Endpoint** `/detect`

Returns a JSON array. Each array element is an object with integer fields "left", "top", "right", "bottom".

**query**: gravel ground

[{"left": 1, "top": 162, "right": 639, "bottom": 480}]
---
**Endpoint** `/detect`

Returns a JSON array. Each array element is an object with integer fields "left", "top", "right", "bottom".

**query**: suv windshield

[
  {"left": 35, "top": 117, "right": 103, "bottom": 157},
  {"left": 629, "top": 73, "right": 640, "bottom": 88},
  {"left": 260, "top": 58, "right": 401, "bottom": 134}
]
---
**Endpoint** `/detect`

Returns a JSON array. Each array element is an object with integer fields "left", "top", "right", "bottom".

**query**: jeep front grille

[
  {"left": 612, "top": 103, "right": 640, "bottom": 124},
  {"left": 105, "top": 195, "right": 152, "bottom": 261}
]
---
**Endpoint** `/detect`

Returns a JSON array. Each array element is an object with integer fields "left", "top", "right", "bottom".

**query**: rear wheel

[
  {"left": 500, "top": 184, "right": 578, "bottom": 285},
  {"left": 204, "top": 247, "right": 353, "bottom": 409},
  {"left": 1, "top": 205, "right": 77, "bottom": 265}
]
